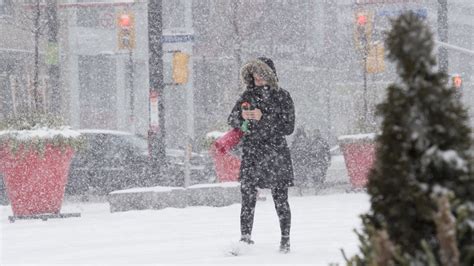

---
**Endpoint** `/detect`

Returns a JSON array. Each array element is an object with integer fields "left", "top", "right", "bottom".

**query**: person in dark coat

[
  {"left": 228, "top": 57, "right": 295, "bottom": 253},
  {"left": 290, "top": 126, "right": 313, "bottom": 191},
  {"left": 291, "top": 128, "right": 331, "bottom": 192},
  {"left": 310, "top": 129, "right": 331, "bottom": 184}
]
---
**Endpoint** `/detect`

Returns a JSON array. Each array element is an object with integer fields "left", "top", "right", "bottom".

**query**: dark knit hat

[{"left": 257, "top": 57, "right": 277, "bottom": 78}]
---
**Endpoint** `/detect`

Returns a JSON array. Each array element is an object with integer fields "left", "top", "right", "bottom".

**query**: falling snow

[{"left": 0, "top": 0, "right": 473, "bottom": 265}]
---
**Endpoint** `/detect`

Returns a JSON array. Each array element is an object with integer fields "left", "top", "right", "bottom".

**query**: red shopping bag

[
  {"left": 210, "top": 128, "right": 243, "bottom": 182},
  {"left": 214, "top": 128, "right": 244, "bottom": 154}
]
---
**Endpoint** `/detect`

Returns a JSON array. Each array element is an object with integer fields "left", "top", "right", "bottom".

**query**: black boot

[
  {"left": 240, "top": 234, "right": 255, "bottom": 245},
  {"left": 279, "top": 236, "right": 290, "bottom": 253}
]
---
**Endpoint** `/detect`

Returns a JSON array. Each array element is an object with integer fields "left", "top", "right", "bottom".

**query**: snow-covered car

[
  {"left": 65, "top": 130, "right": 151, "bottom": 195},
  {"left": 66, "top": 130, "right": 214, "bottom": 196}
]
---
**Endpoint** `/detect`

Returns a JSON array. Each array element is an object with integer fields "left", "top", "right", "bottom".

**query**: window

[
  {"left": 76, "top": 7, "right": 101, "bottom": 28},
  {"left": 0, "top": 0, "right": 12, "bottom": 16},
  {"left": 163, "top": 0, "right": 185, "bottom": 29}
]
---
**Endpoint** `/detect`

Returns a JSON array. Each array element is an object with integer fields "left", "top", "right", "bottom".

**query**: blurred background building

[{"left": 0, "top": 0, "right": 472, "bottom": 150}]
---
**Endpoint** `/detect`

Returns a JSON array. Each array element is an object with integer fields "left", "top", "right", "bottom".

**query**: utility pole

[
  {"left": 128, "top": 48, "right": 135, "bottom": 133},
  {"left": 183, "top": 0, "right": 194, "bottom": 188},
  {"left": 231, "top": 1, "right": 242, "bottom": 88},
  {"left": 33, "top": 0, "right": 42, "bottom": 112},
  {"left": 438, "top": 0, "right": 448, "bottom": 73},
  {"left": 323, "top": 0, "right": 336, "bottom": 139},
  {"left": 46, "top": 0, "right": 61, "bottom": 115},
  {"left": 148, "top": 0, "right": 166, "bottom": 182},
  {"left": 355, "top": 11, "right": 370, "bottom": 126}
]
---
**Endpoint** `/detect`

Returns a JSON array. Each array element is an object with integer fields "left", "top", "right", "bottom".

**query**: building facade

[{"left": 1, "top": 0, "right": 472, "bottom": 150}]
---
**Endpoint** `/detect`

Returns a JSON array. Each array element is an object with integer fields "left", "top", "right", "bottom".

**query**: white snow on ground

[
  {"left": 1, "top": 193, "right": 369, "bottom": 265},
  {"left": 0, "top": 155, "right": 368, "bottom": 265}
]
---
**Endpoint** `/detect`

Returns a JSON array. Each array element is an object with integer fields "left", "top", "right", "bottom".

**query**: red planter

[
  {"left": 0, "top": 144, "right": 74, "bottom": 216},
  {"left": 338, "top": 134, "right": 376, "bottom": 189}
]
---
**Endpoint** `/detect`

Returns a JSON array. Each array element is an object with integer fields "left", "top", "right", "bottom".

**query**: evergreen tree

[{"left": 349, "top": 12, "right": 474, "bottom": 265}]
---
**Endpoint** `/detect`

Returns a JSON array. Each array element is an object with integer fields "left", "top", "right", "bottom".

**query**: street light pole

[
  {"left": 46, "top": 0, "right": 61, "bottom": 114},
  {"left": 438, "top": 0, "right": 448, "bottom": 73},
  {"left": 128, "top": 48, "right": 135, "bottom": 133},
  {"left": 363, "top": 48, "right": 368, "bottom": 125},
  {"left": 354, "top": 11, "right": 371, "bottom": 127},
  {"left": 148, "top": 0, "right": 166, "bottom": 182}
]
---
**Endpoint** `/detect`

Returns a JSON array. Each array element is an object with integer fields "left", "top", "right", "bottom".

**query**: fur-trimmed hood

[{"left": 240, "top": 59, "right": 279, "bottom": 89}]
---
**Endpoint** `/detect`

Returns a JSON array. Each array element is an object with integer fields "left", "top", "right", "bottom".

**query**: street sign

[
  {"left": 162, "top": 34, "right": 194, "bottom": 43},
  {"left": 172, "top": 52, "right": 189, "bottom": 84},
  {"left": 149, "top": 91, "right": 159, "bottom": 132},
  {"left": 46, "top": 42, "right": 59, "bottom": 65},
  {"left": 367, "top": 43, "right": 385, "bottom": 74}
]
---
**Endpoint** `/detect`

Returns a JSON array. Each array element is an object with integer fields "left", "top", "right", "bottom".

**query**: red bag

[
  {"left": 209, "top": 128, "right": 243, "bottom": 182},
  {"left": 214, "top": 128, "right": 244, "bottom": 154}
]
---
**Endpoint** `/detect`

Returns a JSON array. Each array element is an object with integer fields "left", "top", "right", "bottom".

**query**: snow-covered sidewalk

[{"left": 1, "top": 192, "right": 369, "bottom": 265}]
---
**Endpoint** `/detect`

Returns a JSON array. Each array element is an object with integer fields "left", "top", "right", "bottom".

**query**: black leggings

[{"left": 240, "top": 184, "right": 291, "bottom": 237}]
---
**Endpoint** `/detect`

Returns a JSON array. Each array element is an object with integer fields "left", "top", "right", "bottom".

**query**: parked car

[
  {"left": 66, "top": 129, "right": 215, "bottom": 195},
  {"left": 65, "top": 130, "right": 148, "bottom": 195}
]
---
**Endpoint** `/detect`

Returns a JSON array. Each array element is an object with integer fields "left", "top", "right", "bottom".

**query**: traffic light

[
  {"left": 357, "top": 13, "right": 368, "bottom": 26},
  {"left": 366, "top": 43, "right": 385, "bottom": 74},
  {"left": 354, "top": 11, "right": 372, "bottom": 53},
  {"left": 117, "top": 13, "right": 135, "bottom": 50},
  {"left": 172, "top": 52, "right": 189, "bottom": 84},
  {"left": 452, "top": 74, "right": 462, "bottom": 89}
]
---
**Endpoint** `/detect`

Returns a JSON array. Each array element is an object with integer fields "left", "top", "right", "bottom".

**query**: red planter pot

[
  {"left": 338, "top": 134, "right": 376, "bottom": 189},
  {"left": 0, "top": 144, "right": 74, "bottom": 216}
]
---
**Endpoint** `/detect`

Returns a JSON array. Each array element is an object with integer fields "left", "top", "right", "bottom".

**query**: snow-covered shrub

[
  {"left": 0, "top": 113, "right": 83, "bottom": 155},
  {"left": 346, "top": 12, "right": 474, "bottom": 265}
]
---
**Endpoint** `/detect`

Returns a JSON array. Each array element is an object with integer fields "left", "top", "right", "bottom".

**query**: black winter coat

[{"left": 228, "top": 86, "right": 295, "bottom": 189}]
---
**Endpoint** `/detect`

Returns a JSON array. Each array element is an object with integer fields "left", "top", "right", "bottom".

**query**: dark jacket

[
  {"left": 291, "top": 128, "right": 331, "bottom": 185},
  {"left": 228, "top": 59, "right": 295, "bottom": 189}
]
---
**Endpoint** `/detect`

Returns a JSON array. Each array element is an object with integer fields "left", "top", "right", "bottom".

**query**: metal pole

[
  {"left": 183, "top": 55, "right": 194, "bottom": 188},
  {"left": 46, "top": 0, "right": 61, "bottom": 115},
  {"left": 128, "top": 49, "right": 135, "bottom": 133},
  {"left": 183, "top": 0, "right": 194, "bottom": 188},
  {"left": 33, "top": 0, "right": 42, "bottom": 112},
  {"left": 363, "top": 54, "right": 368, "bottom": 125},
  {"left": 326, "top": 73, "right": 331, "bottom": 138},
  {"left": 438, "top": 0, "right": 448, "bottom": 73},
  {"left": 231, "top": 1, "right": 242, "bottom": 87},
  {"left": 148, "top": 0, "right": 166, "bottom": 182}
]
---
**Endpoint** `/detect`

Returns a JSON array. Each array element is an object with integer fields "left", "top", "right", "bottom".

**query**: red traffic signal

[
  {"left": 357, "top": 14, "right": 368, "bottom": 26},
  {"left": 453, "top": 75, "right": 462, "bottom": 89},
  {"left": 117, "top": 13, "right": 135, "bottom": 50},
  {"left": 118, "top": 14, "right": 132, "bottom": 28}
]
